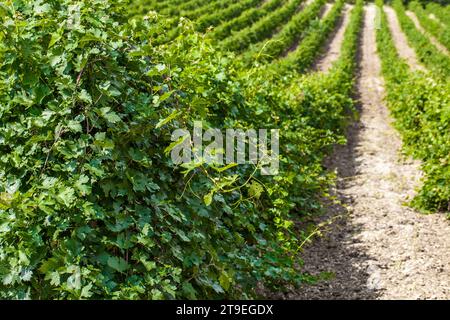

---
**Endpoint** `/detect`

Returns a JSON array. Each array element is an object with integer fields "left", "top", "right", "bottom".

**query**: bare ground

[
  {"left": 320, "top": 2, "right": 334, "bottom": 19},
  {"left": 280, "top": 4, "right": 450, "bottom": 300},
  {"left": 315, "top": 4, "right": 353, "bottom": 72},
  {"left": 384, "top": 6, "right": 426, "bottom": 72},
  {"left": 405, "top": 11, "right": 449, "bottom": 56}
]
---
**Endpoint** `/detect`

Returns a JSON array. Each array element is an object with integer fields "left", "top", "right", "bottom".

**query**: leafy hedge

[
  {"left": 0, "top": 0, "right": 302, "bottom": 299},
  {"left": 376, "top": 0, "right": 450, "bottom": 213}
]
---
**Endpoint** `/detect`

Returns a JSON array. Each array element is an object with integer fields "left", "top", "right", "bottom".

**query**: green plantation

[{"left": 0, "top": 0, "right": 449, "bottom": 300}]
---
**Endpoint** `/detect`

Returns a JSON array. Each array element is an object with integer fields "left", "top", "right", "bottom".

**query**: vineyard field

[{"left": 0, "top": 0, "right": 449, "bottom": 301}]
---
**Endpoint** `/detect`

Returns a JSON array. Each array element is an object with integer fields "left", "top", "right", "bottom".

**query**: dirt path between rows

[
  {"left": 282, "top": 4, "right": 450, "bottom": 300},
  {"left": 320, "top": 2, "right": 334, "bottom": 19},
  {"left": 315, "top": 4, "right": 353, "bottom": 72},
  {"left": 405, "top": 11, "right": 449, "bottom": 56},
  {"left": 384, "top": 6, "right": 426, "bottom": 72}
]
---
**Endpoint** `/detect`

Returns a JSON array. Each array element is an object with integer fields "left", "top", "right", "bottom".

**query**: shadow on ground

[
  {"left": 275, "top": 17, "right": 382, "bottom": 299},
  {"left": 277, "top": 113, "right": 381, "bottom": 299}
]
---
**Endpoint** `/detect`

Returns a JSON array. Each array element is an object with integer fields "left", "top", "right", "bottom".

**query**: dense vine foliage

[
  {"left": 0, "top": 0, "right": 297, "bottom": 299},
  {"left": 0, "top": 0, "right": 367, "bottom": 299}
]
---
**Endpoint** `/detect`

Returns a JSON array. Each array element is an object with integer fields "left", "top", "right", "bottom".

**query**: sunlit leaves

[{"left": 0, "top": 0, "right": 366, "bottom": 300}]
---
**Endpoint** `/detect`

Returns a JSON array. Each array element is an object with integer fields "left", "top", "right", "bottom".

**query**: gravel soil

[{"left": 315, "top": 4, "right": 354, "bottom": 72}]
